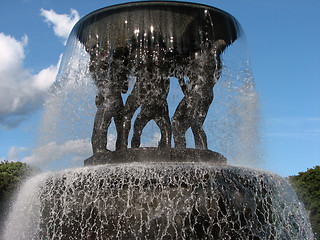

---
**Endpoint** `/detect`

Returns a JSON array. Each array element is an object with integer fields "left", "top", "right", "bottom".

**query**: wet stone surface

[
  {"left": 34, "top": 164, "right": 313, "bottom": 239},
  {"left": 84, "top": 148, "right": 227, "bottom": 165}
]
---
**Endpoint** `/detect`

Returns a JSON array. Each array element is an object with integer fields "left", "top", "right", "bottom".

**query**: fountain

[{"left": 3, "top": 1, "right": 314, "bottom": 239}]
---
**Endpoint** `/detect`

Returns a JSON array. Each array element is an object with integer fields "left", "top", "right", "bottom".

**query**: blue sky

[{"left": 0, "top": 0, "right": 319, "bottom": 177}]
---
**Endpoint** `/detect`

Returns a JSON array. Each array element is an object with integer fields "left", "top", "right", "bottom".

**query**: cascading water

[
  {"left": 3, "top": 2, "right": 314, "bottom": 239},
  {"left": 36, "top": 1, "right": 260, "bottom": 169},
  {"left": 3, "top": 164, "right": 313, "bottom": 239}
]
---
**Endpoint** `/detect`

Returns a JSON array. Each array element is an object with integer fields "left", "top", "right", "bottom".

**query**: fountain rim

[{"left": 75, "top": 1, "right": 238, "bottom": 28}]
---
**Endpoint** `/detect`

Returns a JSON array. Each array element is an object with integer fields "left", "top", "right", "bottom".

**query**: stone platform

[{"left": 84, "top": 148, "right": 227, "bottom": 166}]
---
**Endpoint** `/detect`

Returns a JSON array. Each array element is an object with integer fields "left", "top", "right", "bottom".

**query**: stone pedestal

[{"left": 85, "top": 148, "right": 227, "bottom": 166}]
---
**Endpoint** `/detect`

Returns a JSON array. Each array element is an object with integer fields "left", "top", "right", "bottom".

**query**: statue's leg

[
  {"left": 172, "top": 98, "right": 189, "bottom": 149},
  {"left": 191, "top": 96, "right": 213, "bottom": 149},
  {"left": 131, "top": 107, "right": 153, "bottom": 148},
  {"left": 91, "top": 107, "right": 112, "bottom": 153},
  {"left": 119, "top": 92, "right": 140, "bottom": 149},
  {"left": 114, "top": 97, "right": 125, "bottom": 151},
  {"left": 191, "top": 124, "right": 207, "bottom": 149},
  {"left": 154, "top": 104, "right": 172, "bottom": 148}
]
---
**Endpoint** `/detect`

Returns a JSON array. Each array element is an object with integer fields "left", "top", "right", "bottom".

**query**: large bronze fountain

[
  {"left": 2, "top": 2, "right": 314, "bottom": 239},
  {"left": 80, "top": 1, "right": 237, "bottom": 165}
]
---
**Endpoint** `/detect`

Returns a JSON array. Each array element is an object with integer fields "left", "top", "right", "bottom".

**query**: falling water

[
  {"left": 2, "top": 2, "right": 314, "bottom": 239},
  {"left": 35, "top": 2, "right": 260, "bottom": 170},
  {"left": 3, "top": 164, "right": 314, "bottom": 239}
]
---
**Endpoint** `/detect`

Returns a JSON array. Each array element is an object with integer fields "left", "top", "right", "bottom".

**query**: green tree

[
  {"left": 289, "top": 165, "right": 320, "bottom": 239},
  {"left": 0, "top": 161, "right": 40, "bottom": 201}
]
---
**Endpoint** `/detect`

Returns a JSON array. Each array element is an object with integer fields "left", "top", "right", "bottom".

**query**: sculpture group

[{"left": 86, "top": 36, "right": 226, "bottom": 154}]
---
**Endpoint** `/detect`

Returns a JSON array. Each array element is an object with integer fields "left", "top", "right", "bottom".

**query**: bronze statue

[
  {"left": 75, "top": 2, "right": 238, "bottom": 154},
  {"left": 120, "top": 46, "right": 172, "bottom": 149},
  {"left": 86, "top": 40, "right": 129, "bottom": 153},
  {"left": 172, "top": 40, "right": 226, "bottom": 149},
  {"left": 130, "top": 65, "right": 171, "bottom": 149}
]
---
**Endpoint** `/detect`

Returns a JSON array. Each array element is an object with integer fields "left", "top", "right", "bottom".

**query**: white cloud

[
  {"left": 0, "top": 8, "right": 81, "bottom": 128},
  {"left": 0, "top": 146, "right": 27, "bottom": 162},
  {"left": 8, "top": 146, "right": 28, "bottom": 162},
  {"left": 40, "top": 8, "right": 80, "bottom": 44},
  {"left": 22, "top": 139, "right": 92, "bottom": 169},
  {"left": 0, "top": 33, "right": 59, "bottom": 128}
]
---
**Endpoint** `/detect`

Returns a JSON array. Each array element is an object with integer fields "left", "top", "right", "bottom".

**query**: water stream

[{"left": 2, "top": 2, "right": 314, "bottom": 239}]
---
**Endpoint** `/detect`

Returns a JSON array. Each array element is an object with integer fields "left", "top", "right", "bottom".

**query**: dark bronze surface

[
  {"left": 84, "top": 148, "right": 227, "bottom": 165},
  {"left": 74, "top": 1, "right": 241, "bottom": 154}
]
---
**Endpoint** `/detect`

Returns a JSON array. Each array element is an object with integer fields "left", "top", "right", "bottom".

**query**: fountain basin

[
  {"left": 3, "top": 164, "right": 314, "bottom": 239},
  {"left": 3, "top": 2, "right": 314, "bottom": 239},
  {"left": 75, "top": 1, "right": 239, "bottom": 54}
]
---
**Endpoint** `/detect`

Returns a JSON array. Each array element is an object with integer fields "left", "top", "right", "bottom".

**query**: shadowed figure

[
  {"left": 130, "top": 65, "right": 171, "bottom": 149},
  {"left": 172, "top": 39, "right": 226, "bottom": 149},
  {"left": 87, "top": 43, "right": 129, "bottom": 153},
  {"left": 120, "top": 64, "right": 171, "bottom": 149},
  {"left": 118, "top": 31, "right": 172, "bottom": 150},
  {"left": 74, "top": 2, "right": 240, "bottom": 154}
]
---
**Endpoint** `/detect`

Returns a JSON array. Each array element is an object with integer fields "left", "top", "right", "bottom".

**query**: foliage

[
  {"left": 0, "top": 161, "right": 40, "bottom": 202},
  {"left": 0, "top": 160, "right": 40, "bottom": 232},
  {"left": 289, "top": 165, "right": 320, "bottom": 239}
]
